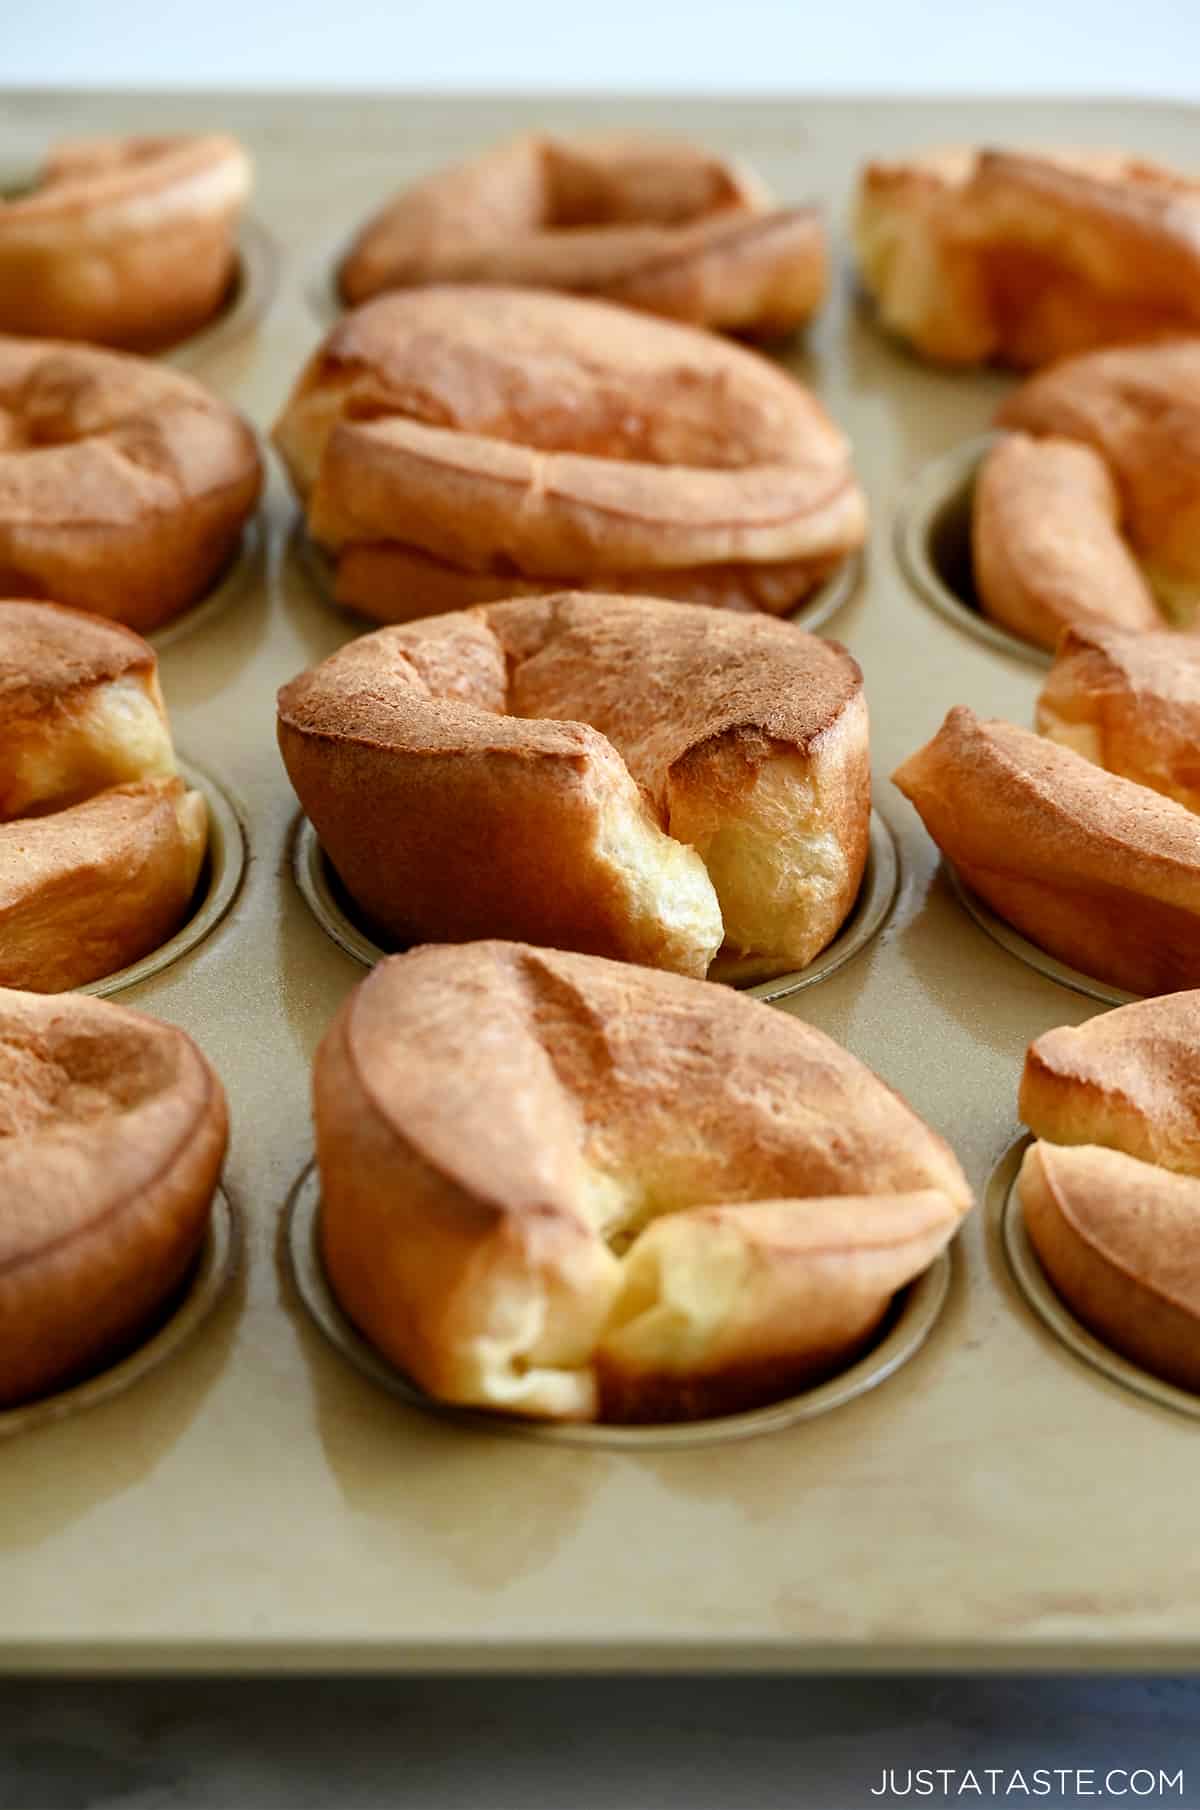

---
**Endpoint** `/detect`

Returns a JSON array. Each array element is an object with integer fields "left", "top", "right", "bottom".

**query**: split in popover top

[
  {"left": 974, "top": 339, "right": 1200, "bottom": 649},
  {"left": 1019, "top": 991, "right": 1200, "bottom": 1392}
]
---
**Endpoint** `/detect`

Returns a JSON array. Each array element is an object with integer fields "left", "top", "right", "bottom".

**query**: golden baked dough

[
  {"left": 273, "top": 286, "right": 865, "bottom": 623},
  {"left": 314, "top": 942, "right": 971, "bottom": 1422},
  {"left": 0, "top": 779, "right": 206, "bottom": 992},
  {"left": 855, "top": 145, "right": 1200, "bottom": 368},
  {"left": 1019, "top": 1140, "right": 1200, "bottom": 1393},
  {"left": 338, "top": 131, "right": 827, "bottom": 337},
  {"left": 972, "top": 434, "right": 1163, "bottom": 651},
  {"left": 996, "top": 339, "right": 1200, "bottom": 624},
  {"left": 893, "top": 706, "right": 1200, "bottom": 996},
  {"left": 0, "top": 986, "right": 227, "bottom": 1407},
  {"left": 0, "top": 134, "right": 251, "bottom": 350},
  {"left": 0, "top": 338, "right": 261, "bottom": 632},
  {"left": 1038, "top": 626, "right": 1200, "bottom": 812},
  {"left": 0, "top": 599, "right": 205, "bottom": 991},
  {"left": 278, "top": 593, "right": 870, "bottom": 978},
  {"left": 0, "top": 599, "right": 174, "bottom": 820},
  {"left": 1022, "top": 990, "right": 1200, "bottom": 1176}
]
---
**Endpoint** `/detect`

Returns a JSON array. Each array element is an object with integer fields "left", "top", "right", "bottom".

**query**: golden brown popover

[
  {"left": 278, "top": 593, "right": 870, "bottom": 979},
  {"left": 856, "top": 146, "right": 1200, "bottom": 368},
  {"left": 0, "top": 338, "right": 261, "bottom": 633},
  {"left": 0, "top": 599, "right": 205, "bottom": 991},
  {"left": 274, "top": 286, "right": 865, "bottom": 624},
  {"left": 893, "top": 706, "right": 1200, "bottom": 996},
  {"left": 0, "top": 134, "right": 251, "bottom": 350},
  {"left": 1037, "top": 625, "right": 1200, "bottom": 812},
  {"left": 0, "top": 985, "right": 228, "bottom": 1407},
  {"left": 338, "top": 131, "right": 827, "bottom": 337},
  {"left": 313, "top": 942, "right": 971, "bottom": 1423}
]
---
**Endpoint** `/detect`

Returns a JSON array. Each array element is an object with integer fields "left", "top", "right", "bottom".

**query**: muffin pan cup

[
  {"left": 894, "top": 434, "right": 1053, "bottom": 671},
  {"left": 992, "top": 1137, "right": 1200, "bottom": 1422},
  {"left": 942, "top": 862, "right": 1139, "bottom": 1009},
  {"left": 6, "top": 91, "right": 1200, "bottom": 1678}
]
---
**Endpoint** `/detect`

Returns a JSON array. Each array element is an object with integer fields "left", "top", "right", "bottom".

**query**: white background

[{"left": 4, "top": 0, "right": 1198, "bottom": 97}]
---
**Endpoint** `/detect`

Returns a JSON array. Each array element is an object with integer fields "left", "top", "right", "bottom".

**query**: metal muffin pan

[
  {"left": 943, "top": 862, "right": 1139, "bottom": 1010},
  {"left": 2, "top": 90, "right": 1199, "bottom": 1677}
]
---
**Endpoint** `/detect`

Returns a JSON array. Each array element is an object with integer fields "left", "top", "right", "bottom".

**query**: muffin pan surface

[{"left": 3, "top": 90, "right": 1200, "bottom": 1677}]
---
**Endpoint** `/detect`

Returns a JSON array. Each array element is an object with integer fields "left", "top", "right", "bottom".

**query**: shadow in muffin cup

[
  {"left": 893, "top": 434, "right": 1051, "bottom": 672},
  {"left": 162, "top": 214, "right": 280, "bottom": 369},
  {"left": 284, "top": 1161, "right": 952, "bottom": 1452},
  {"left": 288, "top": 514, "right": 864, "bottom": 641},
  {"left": 0, "top": 1187, "right": 239, "bottom": 1442},
  {"left": 989, "top": 1135, "right": 1200, "bottom": 1421},
  {"left": 942, "top": 860, "right": 1138, "bottom": 1010},
  {"left": 79, "top": 756, "right": 247, "bottom": 1001},
  {"left": 288, "top": 807, "right": 898, "bottom": 1005}
]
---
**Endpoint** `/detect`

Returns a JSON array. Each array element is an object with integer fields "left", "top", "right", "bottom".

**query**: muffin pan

[
  {"left": 943, "top": 862, "right": 1139, "bottom": 1010},
  {"left": 3, "top": 90, "right": 1199, "bottom": 1677}
]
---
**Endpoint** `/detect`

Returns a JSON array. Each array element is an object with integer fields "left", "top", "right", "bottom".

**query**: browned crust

[
  {"left": 0, "top": 985, "right": 228, "bottom": 1407},
  {"left": 0, "top": 339, "right": 261, "bottom": 630},
  {"left": 278, "top": 593, "right": 868, "bottom": 970},
  {"left": 0, "top": 778, "right": 204, "bottom": 992},
  {"left": 0, "top": 135, "right": 252, "bottom": 351},
  {"left": 0, "top": 598, "right": 154, "bottom": 734},
  {"left": 337, "top": 133, "right": 825, "bottom": 335},
  {"left": 328, "top": 538, "right": 837, "bottom": 623},
  {"left": 1020, "top": 1140, "right": 1200, "bottom": 1393},
  {"left": 1037, "top": 625, "right": 1200, "bottom": 811},
  {"left": 314, "top": 942, "right": 970, "bottom": 1422},
  {"left": 892, "top": 705, "right": 1200, "bottom": 996},
  {"left": 996, "top": 339, "right": 1200, "bottom": 592},
  {"left": 273, "top": 285, "right": 864, "bottom": 620},
  {"left": 972, "top": 433, "right": 1162, "bottom": 651},
  {"left": 855, "top": 144, "right": 1200, "bottom": 369},
  {"left": 1021, "top": 990, "right": 1200, "bottom": 1176}
]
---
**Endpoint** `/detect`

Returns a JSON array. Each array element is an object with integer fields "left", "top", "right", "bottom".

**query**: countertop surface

[{"left": 3, "top": 1675, "right": 1199, "bottom": 1808}]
